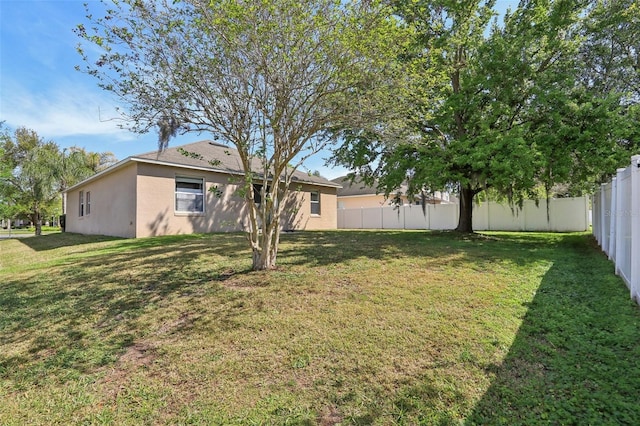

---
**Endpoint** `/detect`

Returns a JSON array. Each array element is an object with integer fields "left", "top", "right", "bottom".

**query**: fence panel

[
  {"left": 382, "top": 207, "right": 404, "bottom": 229},
  {"left": 339, "top": 196, "right": 588, "bottom": 232},
  {"left": 429, "top": 204, "right": 459, "bottom": 230},
  {"left": 550, "top": 197, "right": 590, "bottom": 232},
  {"left": 361, "top": 207, "right": 383, "bottom": 229},
  {"left": 404, "top": 206, "right": 429, "bottom": 229},
  {"left": 617, "top": 167, "right": 633, "bottom": 287},
  {"left": 592, "top": 155, "right": 640, "bottom": 304}
]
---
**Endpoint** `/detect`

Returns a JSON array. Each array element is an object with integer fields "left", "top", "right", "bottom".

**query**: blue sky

[{"left": 1, "top": 0, "right": 514, "bottom": 180}]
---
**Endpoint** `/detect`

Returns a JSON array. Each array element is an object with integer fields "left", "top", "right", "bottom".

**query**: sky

[{"left": 1, "top": 0, "right": 515, "bottom": 180}]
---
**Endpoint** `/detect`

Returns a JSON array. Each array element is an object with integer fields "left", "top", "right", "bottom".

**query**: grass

[
  {"left": 1, "top": 230, "right": 639, "bottom": 425},
  {"left": 0, "top": 226, "right": 61, "bottom": 236}
]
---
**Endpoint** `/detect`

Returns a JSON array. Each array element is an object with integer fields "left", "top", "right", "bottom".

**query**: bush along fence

[
  {"left": 337, "top": 196, "right": 590, "bottom": 232},
  {"left": 592, "top": 155, "right": 640, "bottom": 302}
]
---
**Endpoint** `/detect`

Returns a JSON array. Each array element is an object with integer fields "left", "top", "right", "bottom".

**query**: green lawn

[
  {"left": 0, "top": 226, "right": 61, "bottom": 236},
  {"left": 1, "top": 231, "right": 639, "bottom": 425}
]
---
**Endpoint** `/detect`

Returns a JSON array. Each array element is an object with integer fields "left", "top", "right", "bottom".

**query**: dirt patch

[
  {"left": 156, "top": 312, "right": 198, "bottom": 335},
  {"left": 318, "top": 405, "right": 343, "bottom": 426},
  {"left": 97, "top": 341, "right": 158, "bottom": 404}
]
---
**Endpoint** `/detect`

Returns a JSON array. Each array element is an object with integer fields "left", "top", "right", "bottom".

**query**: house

[
  {"left": 331, "top": 176, "right": 455, "bottom": 209},
  {"left": 63, "top": 140, "right": 340, "bottom": 238}
]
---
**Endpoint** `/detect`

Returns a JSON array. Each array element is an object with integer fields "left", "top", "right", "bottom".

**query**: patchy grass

[
  {"left": 0, "top": 226, "right": 60, "bottom": 237},
  {"left": 1, "top": 230, "right": 639, "bottom": 425}
]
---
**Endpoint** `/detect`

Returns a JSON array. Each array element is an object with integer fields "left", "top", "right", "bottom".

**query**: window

[
  {"left": 253, "top": 184, "right": 271, "bottom": 205},
  {"left": 310, "top": 191, "right": 320, "bottom": 215},
  {"left": 253, "top": 184, "right": 263, "bottom": 204},
  {"left": 79, "top": 191, "right": 84, "bottom": 217},
  {"left": 175, "top": 177, "right": 204, "bottom": 213},
  {"left": 86, "top": 191, "right": 91, "bottom": 215}
]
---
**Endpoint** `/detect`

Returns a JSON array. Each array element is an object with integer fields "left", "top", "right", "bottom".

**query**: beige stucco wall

[
  {"left": 283, "top": 183, "right": 338, "bottom": 231},
  {"left": 338, "top": 193, "right": 449, "bottom": 209},
  {"left": 65, "top": 161, "right": 337, "bottom": 238},
  {"left": 135, "top": 163, "right": 338, "bottom": 237},
  {"left": 338, "top": 194, "right": 407, "bottom": 209},
  {"left": 135, "top": 163, "right": 248, "bottom": 237},
  {"left": 64, "top": 163, "right": 138, "bottom": 238}
]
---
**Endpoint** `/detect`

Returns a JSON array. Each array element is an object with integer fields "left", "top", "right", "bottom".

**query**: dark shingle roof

[
  {"left": 134, "top": 140, "right": 340, "bottom": 187},
  {"left": 65, "top": 140, "right": 340, "bottom": 193},
  {"left": 331, "top": 175, "right": 410, "bottom": 197}
]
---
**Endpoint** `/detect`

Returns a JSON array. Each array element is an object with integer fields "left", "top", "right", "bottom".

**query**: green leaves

[
  {"left": 0, "top": 126, "right": 115, "bottom": 235},
  {"left": 334, "top": 0, "right": 635, "bottom": 231},
  {"left": 77, "top": 0, "right": 408, "bottom": 268}
]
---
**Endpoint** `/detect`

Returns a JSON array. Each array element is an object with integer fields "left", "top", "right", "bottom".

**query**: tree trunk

[
  {"left": 456, "top": 185, "right": 475, "bottom": 233},
  {"left": 252, "top": 233, "right": 278, "bottom": 270}
]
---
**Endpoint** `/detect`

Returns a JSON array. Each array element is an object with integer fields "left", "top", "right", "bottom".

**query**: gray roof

[
  {"left": 66, "top": 140, "right": 340, "bottom": 192},
  {"left": 331, "top": 175, "right": 453, "bottom": 203},
  {"left": 331, "top": 175, "right": 409, "bottom": 197}
]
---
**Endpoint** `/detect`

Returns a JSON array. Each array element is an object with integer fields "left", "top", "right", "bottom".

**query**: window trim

[
  {"left": 175, "top": 176, "right": 205, "bottom": 214},
  {"left": 310, "top": 190, "right": 321, "bottom": 216},
  {"left": 79, "top": 190, "right": 84, "bottom": 217}
]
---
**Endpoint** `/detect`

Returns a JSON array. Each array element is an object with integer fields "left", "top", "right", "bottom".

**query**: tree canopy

[
  {"left": 333, "top": 0, "right": 637, "bottom": 232},
  {"left": 77, "top": 0, "right": 407, "bottom": 269},
  {"left": 0, "top": 125, "right": 116, "bottom": 235}
]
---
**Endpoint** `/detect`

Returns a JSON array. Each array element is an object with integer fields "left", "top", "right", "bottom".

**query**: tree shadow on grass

[
  {"left": 276, "top": 229, "right": 574, "bottom": 271},
  {"left": 466, "top": 238, "right": 640, "bottom": 425},
  {"left": 17, "top": 232, "right": 123, "bottom": 251},
  {"left": 7, "top": 228, "right": 631, "bottom": 424},
  {"left": 0, "top": 233, "right": 255, "bottom": 389}
]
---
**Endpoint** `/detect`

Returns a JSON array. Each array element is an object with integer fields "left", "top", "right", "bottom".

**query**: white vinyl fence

[
  {"left": 338, "top": 196, "right": 590, "bottom": 232},
  {"left": 592, "top": 155, "right": 640, "bottom": 302}
]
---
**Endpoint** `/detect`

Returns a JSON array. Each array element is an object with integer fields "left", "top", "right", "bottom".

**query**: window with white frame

[
  {"left": 175, "top": 176, "right": 204, "bottom": 213},
  {"left": 79, "top": 191, "right": 84, "bottom": 217},
  {"left": 86, "top": 191, "right": 91, "bottom": 215},
  {"left": 310, "top": 191, "right": 320, "bottom": 215}
]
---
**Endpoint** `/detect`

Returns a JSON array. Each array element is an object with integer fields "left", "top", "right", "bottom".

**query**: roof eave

[{"left": 64, "top": 156, "right": 342, "bottom": 191}]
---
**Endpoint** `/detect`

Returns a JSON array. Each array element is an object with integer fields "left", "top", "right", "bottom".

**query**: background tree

[
  {"left": 579, "top": 0, "right": 640, "bottom": 101},
  {"left": 0, "top": 126, "right": 114, "bottom": 235},
  {"left": 76, "top": 0, "right": 406, "bottom": 269},
  {"left": 576, "top": 0, "right": 640, "bottom": 160},
  {"left": 0, "top": 127, "right": 61, "bottom": 235},
  {"left": 57, "top": 147, "right": 117, "bottom": 215},
  {"left": 334, "top": 0, "right": 628, "bottom": 232}
]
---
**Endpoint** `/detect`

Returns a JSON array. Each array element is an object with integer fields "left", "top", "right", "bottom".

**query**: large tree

[
  {"left": 0, "top": 127, "right": 62, "bottom": 235},
  {"left": 0, "top": 126, "right": 114, "bottom": 235},
  {"left": 579, "top": 0, "right": 640, "bottom": 101},
  {"left": 333, "top": 0, "right": 625, "bottom": 232},
  {"left": 76, "top": 0, "right": 405, "bottom": 269}
]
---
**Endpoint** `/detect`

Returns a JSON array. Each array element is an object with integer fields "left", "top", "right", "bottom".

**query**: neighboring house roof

[
  {"left": 331, "top": 176, "right": 408, "bottom": 198},
  {"left": 65, "top": 140, "right": 341, "bottom": 193},
  {"left": 331, "top": 175, "right": 454, "bottom": 203}
]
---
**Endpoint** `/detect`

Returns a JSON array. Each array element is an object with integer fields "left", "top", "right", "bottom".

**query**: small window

[
  {"left": 175, "top": 177, "right": 204, "bottom": 213},
  {"left": 253, "top": 184, "right": 270, "bottom": 205},
  {"left": 253, "top": 184, "right": 263, "bottom": 205},
  {"left": 86, "top": 191, "right": 91, "bottom": 215},
  {"left": 79, "top": 191, "right": 84, "bottom": 217},
  {"left": 310, "top": 191, "right": 320, "bottom": 215}
]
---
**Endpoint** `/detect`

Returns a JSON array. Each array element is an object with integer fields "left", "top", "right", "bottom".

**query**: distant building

[{"left": 331, "top": 176, "right": 455, "bottom": 209}]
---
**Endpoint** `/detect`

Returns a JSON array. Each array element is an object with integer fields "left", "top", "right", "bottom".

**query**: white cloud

[{"left": 1, "top": 78, "right": 137, "bottom": 141}]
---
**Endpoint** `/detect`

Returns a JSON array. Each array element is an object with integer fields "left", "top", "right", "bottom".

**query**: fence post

[
  {"left": 614, "top": 168, "right": 626, "bottom": 277},
  {"left": 609, "top": 177, "right": 617, "bottom": 261},
  {"left": 598, "top": 183, "right": 611, "bottom": 250},
  {"left": 583, "top": 196, "right": 590, "bottom": 231},
  {"left": 403, "top": 204, "right": 407, "bottom": 230},
  {"left": 631, "top": 155, "right": 640, "bottom": 301}
]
